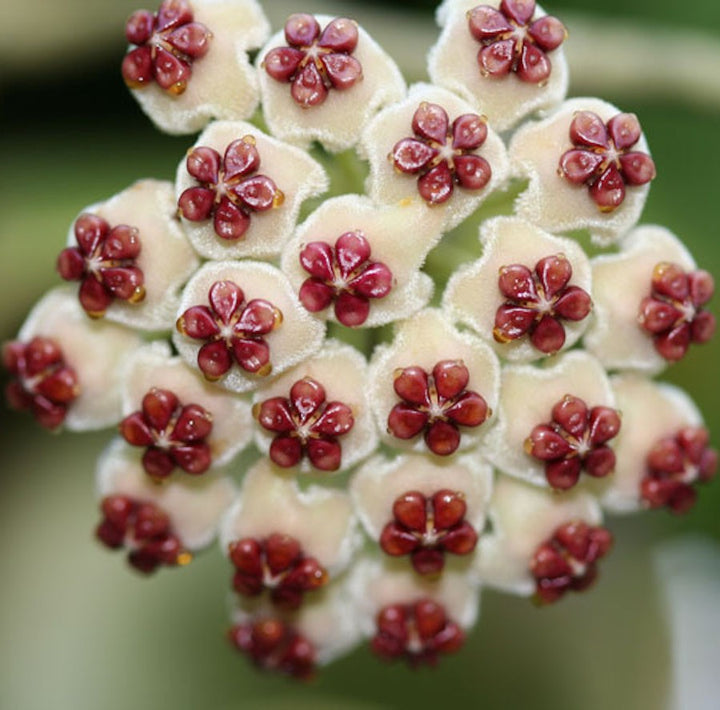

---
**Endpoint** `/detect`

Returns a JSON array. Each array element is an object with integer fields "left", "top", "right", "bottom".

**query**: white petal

[
  {"left": 443, "top": 215, "right": 593, "bottom": 361},
  {"left": 219, "top": 458, "right": 360, "bottom": 575},
  {"left": 96, "top": 438, "right": 236, "bottom": 549},
  {"left": 123, "top": 341, "right": 253, "bottom": 468},
  {"left": 173, "top": 260, "right": 325, "bottom": 393},
  {"left": 360, "top": 82, "right": 509, "bottom": 231},
  {"left": 350, "top": 453, "right": 493, "bottom": 540},
  {"left": 584, "top": 225, "right": 696, "bottom": 374},
  {"left": 257, "top": 15, "right": 406, "bottom": 152},
  {"left": 128, "top": 0, "right": 270, "bottom": 134},
  {"left": 510, "top": 97, "right": 653, "bottom": 245},
  {"left": 252, "top": 339, "right": 377, "bottom": 474},
  {"left": 429, "top": 0, "right": 569, "bottom": 131},
  {"left": 280, "top": 194, "right": 444, "bottom": 327},
  {"left": 369, "top": 308, "right": 501, "bottom": 455},
  {"left": 18, "top": 287, "right": 142, "bottom": 431},
  {"left": 484, "top": 350, "right": 615, "bottom": 487},
  {"left": 602, "top": 375, "right": 703, "bottom": 513},
  {"left": 175, "top": 120, "right": 329, "bottom": 260},
  {"left": 477, "top": 474, "right": 602, "bottom": 594}
]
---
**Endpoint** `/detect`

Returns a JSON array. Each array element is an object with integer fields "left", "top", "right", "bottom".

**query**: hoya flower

[
  {"left": 57, "top": 180, "right": 199, "bottom": 329},
  {"left": 257, "top": 14, "right": 405, "bottom": 151},
  {"left": 361, "top": 83, "right": 509, "bottom": 230},
  {"left": 585, "top": 225, "right": 715, "bottom": 372},
  {"left": 429, "top": 0, "right": 569, "bottom": 130},
  {"left": 444, "top": 215, "right": 592, "bottom": 360},
  {"left": 510, "top": 97, "right": 655, "bottom": 245},
  {"left": 122, "top": 0, "right": 270, "bottom": 134}
]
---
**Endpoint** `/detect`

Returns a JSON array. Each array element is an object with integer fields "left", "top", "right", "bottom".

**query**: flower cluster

[{"left": 3, "top": 0, "right": 716, "bottom": 680}]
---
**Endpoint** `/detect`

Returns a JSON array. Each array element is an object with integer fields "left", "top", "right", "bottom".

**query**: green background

[{"left": 1, "top": 1, "right": 718, "bottom": 709}]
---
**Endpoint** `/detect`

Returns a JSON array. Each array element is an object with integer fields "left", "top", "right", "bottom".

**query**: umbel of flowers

[{"left": 3, "top": 0, "right": 717, "bottom": 678}]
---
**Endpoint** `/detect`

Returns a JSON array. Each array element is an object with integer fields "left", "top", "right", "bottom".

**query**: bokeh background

[{"left": 1, "top": 1, "right": 719, "bottom": 709}]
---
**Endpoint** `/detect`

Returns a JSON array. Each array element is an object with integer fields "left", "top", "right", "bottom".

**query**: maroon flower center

[
  {"left": 641, "top": 427, "right": 718, "bottom": 514},
  {"left": 467, "top": 0, "right": 567, "bottom": 84},
  {"left": 298, "top": 231, "right": 393, "bottom": 327},
  {"left": 371, "top": 599, "right": 465, "bottom": 666},
  {"left": 387, "top": 360, "right": 490, "bottom": 456},
  {"left": 493, "top": 253, "right": 592, "bottom": 354},
  {"left": 57, "top": 213, "right": 145, "bottom": 318},
  {"left": 177, "top": 136, "right": 285, "bottom": 242},
  {"left": 390, "top": 102, "right": 492, "bottom": 205},
  {"left": 263, "top": 14, "right": 363, "bottom": 108},
  {"left": 176, "top": 280, "right": 283, "bottom": 381},
  {"left": 253, "top": 377, "right": 354, "bottom": 472},
  {"left": 530, "top": 520, "right": 613, "bottom": 604},
  {"left": 95, "top": 494, "right": 192, "bottom": 574},
  {"left": 121, "top": 0, "right": 212, "bottom": 95},
  {"left": 525, "top": 394, "right": 621, "bottom": 490},
  {"left": 228, "top": 619, "right": 315, "bottom": 680},
  {"left": 379, "top": 490, "right": 479, "bottom": 575},
  {"left": 119, "top": 387, "right": 213, "bottom": 480},
  {"left": 3, "top": 337, "right": 79, "bottom": 430},
  {"left": 228, "top": 533, "right": 328, "bottom": 609},
  {"left": 638, "top": 262, "right": 716, "bottom": 362},
  {"left": 559, "top": 110, "right": 656, "bottom": 212}
]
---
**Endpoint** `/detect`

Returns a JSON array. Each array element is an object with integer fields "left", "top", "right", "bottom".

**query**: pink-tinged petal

[
  {"left": 418, "top": 162, "right": 454, "bottom": 204},
  {"left": 498, "top": 264, "right": 536, "bottom": 300},
  {"left": 186, "top": 147, "right": 221, "bottom": 184},
  {"left": 467, "top": 6, "right": 513, "bottom": 41},
  {"left": 166, "top": 23, "right": 211, "bottom": 59},
  {"left": 588, "top": 406, "right": 621, "bottom": 445},
  {"left": 559, "top": 149, "right": 604, "bottom": 184},
  {"left": 284, "top": 13, "right": 321, "bottom": 47},
  {"left": 691, "top": 311, "right": 716, "bottom": 343},
  {"left": 452, "top": 114, "right": 487, "bottom": 151},
  {"left": 157, "top": 0, "right": 193, "bottom": 32},
  {"left": 74, "top": 213, "right": 108, "bottom": 255},
  {"left": 255, "top": 397, "right": 296, "bottom": 433},
  {"left": 321, "top": 53, "right": 362, "bottom": 91},
  {"left": 232, "top": 338, "right": 271, "bottom": 375},
  {"left": 100, "top": 266, "right": 145, "bottom": 301},
  {"left": 501, "top": 0, "right": 536, "bottom": 25},
  {"left": 178, "top": 186, "right": 216, "bottom": 221},
  {"left": 236, "top": 299, "right": 281, "bottom": 335},
  {"left": 444, "top": 391, "right": 489, "bottom": 427},
  {"left": 554, "top": 286, "right": 592, "bottom": 321},
  {"left": 318, "top": 17, "right": 358, "bottom": 52},
  {"left": 620, "top": 152, "right": 656, "bottom": 186},
  {"left": 478, "top": 40, "right": 515, "bottom": 77},
  {"left": 569, "top": 111, "right": 609, "bottom": 149},
  {"left": 125, "top": 10, "right": 154, "bottom": 44},
  {"left": 197, "top": 340, "right": 233, "bottom": 380},
  {"left": 336, "top": 231, "right": 371, "bottom": 276},
  {"left": 551, "top": 395, "right": 588, "bottom": 439},
  {"left": 388, "top": 403, "right": 428, "bottom": 439},
  {"left": 536, "top": 254, "right": 572, "bottom": 298},
  {"left": 334, "top": 292, "right": 370, "bottom": 326},
  {"left": 208, "top": 280, "right": 244, "bottom": 323},
  {"left": 153, "top": 47, "right": 191, "bottom": 94},
  {"left": 425, "top": 420, "right": 461, "bottom": 456},
  {"left": 528, "top": 16, "right": 566, "bottom": 51},
  {"left": 171, "top": 442, "right": 212, "bottom": 474},
  {"left": 433, "top": 360, "right": 469, "bottom": 400},
  {"left": 545, "top": 457, "right": 582, "bottom": 490},
  {"left": 412, "top": 102, "right": 449, "bottom": 144},
  {"left": 313, "top": 401, "right": 354, "bottom": 436},
  {"left": 299, "top": 279, "right": 334, "bottom": 312},
  {"left": 177, "top": 305, "right": 219, "bottom": 339},
  {"left": 530, "top": 315, "right": 565, "bottom": 353},
  {"left": 688, "top": 270, "right": 715, "bottom": 307},
  {"left": 349, "top": 263, "right": 393, "bottom": 299},
  {"left": 232, "top": 175, "right": 281, "bottom": 212},
  {"left": 306, "top": 438, "right": 343, "bottom": 471},
  {"left": 122, "top": 46, "right": 154, "bottom": 87},
  {"left": 493, "top": 304, "right": 536, "bottom": 342},
  {"left": 454, "top": 154, "right": 492, "bottom": 191},
  {"left": 393, "top": 366, "right": 430, "bottom": 406},
  {"left": 589, "top": 164, "right": 626, "bottom": 211},
  {"left": 224, "top": 138, "right": 261, "bottom": 181},
  {"left": 300, "top": 241, "right": 335, "bottom": 280},
  {"left": 214, "top": 197, "right": 251, "bottom": 240},
  {"left": 264, "top": 47, "right": 305, "bottom": 82},
  {"left": 79, "top": 276, "right": 112, "bottom": 317},
  {"left": 172, "top": 404, "right": 213, "bottom": 442},
  {"left": 391, "top": 138, "right": 437, "bottom": 174},
  {"left": 269, "top": 435, "right": 303, "bottom": 467},
  {"left": 57, "top": 248, "right": 85, "bottom": 281},
  {"left": 607, "top": 113, "right": 642, "bottom": 150},
  {"left": 516, "top": 42, "right": 551, "bottom": 84},
  {"left": 291, "top": 62, "right": 328, "bottom": 108},
  {"left": 527, "top": 424, "right": 572, "bottom": 460}
]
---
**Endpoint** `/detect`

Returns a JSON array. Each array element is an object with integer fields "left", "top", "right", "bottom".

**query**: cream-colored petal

[
  {"left": 219, "top": 458, "right": 360, "bottom": 575},
  {"left": 429, "top": 0, "right": 569, "bottom": 131},
  {"left": 97, "top": 438, "right": 237, "bottom": 549},
  {"left": 443, "top": 215, "right": 592, "bottom": 361},
  {"left": 484, "top": 350, "right": 615, "bottom": 487},
  {"left": 257, "top": 15, "right": 406, "bottom": 152},
  {"left": 175, "top": 121, "right": 329, "bottom": 260},
  {"left": 510, "top": 97, "right": 652, "bottom": 245},
  {"left": 18, "top": 287, "right": 142, "bottom": 431},
  {"left": 173, "top": 260, "right": 325, "bottom": 393},
  {"left": 601, "top": 375, "right": 703, "bottom": 513},
  {"left": 251, "top": 340, "right": 376, "bottom": 474},
  {"left": 129, "top": 0, "right": 270, "bottom": 134},
  {"left": 350, "top": 453, "right": 493, "bottom": 540},
  {"left": 69, "top": 180, "right": 198, "bottom": 331},
  {"left": 123, "top": 341, "right": 252, "bottom": 468},
  {"left": 584, "top": 225, "right": 696, "bottom": 374},
  {"left": 477, "top": 474, "right": 602, "bottom": 594},
  {"left": 360, "top": 83, "right": 509, "bottom": 231},
  {"left": 280, "top": 194, "right": 444, "bottom": 327},
  {"left": 369, "top": 308, "right": 501, "bottom": 456}
]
